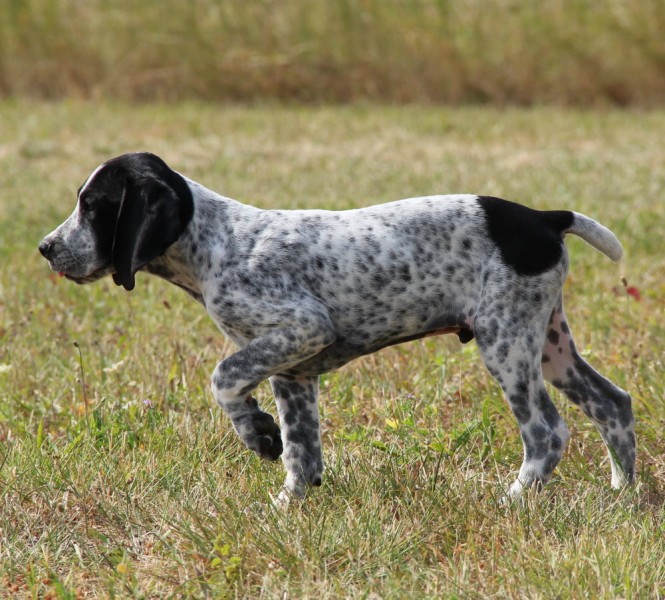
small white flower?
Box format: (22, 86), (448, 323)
(102, 359), (125, 373)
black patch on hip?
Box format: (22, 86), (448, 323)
(477, 196), (574, 276)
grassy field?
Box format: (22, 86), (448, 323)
(1, 0), (664, 106)
(0, 101), (664, 598)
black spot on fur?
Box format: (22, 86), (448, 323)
(477, 196), (574, 276)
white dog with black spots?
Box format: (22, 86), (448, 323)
(40, 153), (636, 505)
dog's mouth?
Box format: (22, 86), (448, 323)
(60, 271), (88, 284)
(52, 265), (113, 285)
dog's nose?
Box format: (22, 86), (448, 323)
(39, 239), (53, 259)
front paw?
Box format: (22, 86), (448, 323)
(243, 411), (283, 461)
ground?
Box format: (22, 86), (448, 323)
(0, 102), (663, 598)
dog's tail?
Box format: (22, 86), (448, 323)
(562, 212), (623, 262)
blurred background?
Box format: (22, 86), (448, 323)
(2, 0), (664, 107)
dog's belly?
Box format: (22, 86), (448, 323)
(283, 321), (474, 377)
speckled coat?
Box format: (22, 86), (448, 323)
(39, 153), (635, 504)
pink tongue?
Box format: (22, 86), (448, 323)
(58, 272), (65, 277)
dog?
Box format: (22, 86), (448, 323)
(39, 152), (635, 504)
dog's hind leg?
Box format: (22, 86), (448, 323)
(473, 270), (571, 498)
(541, 295), (636, 488)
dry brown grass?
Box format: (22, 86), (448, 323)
(1, 0), (665, 106)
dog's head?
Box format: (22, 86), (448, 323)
(39, 152), (194, 291)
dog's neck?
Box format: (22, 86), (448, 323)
(144, 181), (254, 306)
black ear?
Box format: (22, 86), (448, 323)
(111, 179), (187, 291)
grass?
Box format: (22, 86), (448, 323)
(1, 0), (664, 106)
(0, 101), (664, 598)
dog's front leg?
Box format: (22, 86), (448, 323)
(210, 321), (334, 466)
(270, 375), (323, 502)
